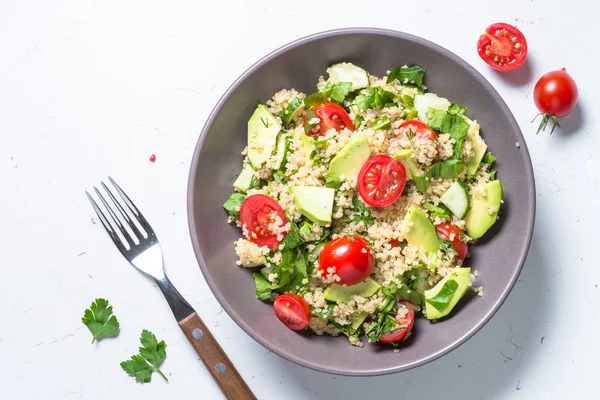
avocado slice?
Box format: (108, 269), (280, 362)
(465, 180), (503, 239)
(324, 277), (381, 303)
(327, 135), (370, 182)
(233, 163), (256, 193)
(424, 267), (471, 320)
(400, 206), (440, 254)
(290, 186), (335, 225)
(351, 311), (369, 332)
(393, 149), (420, 180)
(247, 105), (281, 168)
(464, 117), (488, 176)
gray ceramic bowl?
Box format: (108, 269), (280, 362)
(187, 28), (535, 376)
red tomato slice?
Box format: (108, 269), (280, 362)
(477, 23), (528, 72)
(435, 223), (468, 260)
(318, 235), (374, 286)
(304, 102), (353, 136)
(239, 194), (287, 248)
(398, 120), (438, 141)
(357, 155), (407, 208)
(273, 294), (311, 331)
(379, 300), (415, 343)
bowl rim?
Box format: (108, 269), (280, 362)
(187, 27), (536, 376)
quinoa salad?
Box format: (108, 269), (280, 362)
(223, 62), (503, 347)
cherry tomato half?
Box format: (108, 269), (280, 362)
(304, 102), (353, 136)
(273, 294), (311, 331)
(398, 120), (438, 141)
(357, 155), (407, 208)
(319, 235), (374, 286)
(239, 194), (287, 248)
(435, 223), (468, 261)
(379, 300), (415, 343)
(477, 23), (528, 71)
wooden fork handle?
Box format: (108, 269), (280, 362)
(178, 312), (256, 400)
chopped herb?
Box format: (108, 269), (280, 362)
(439, 239), (455, 260)
(120, 330), (168, 383)
(490, 170), (498, 180)
(304, 108), (319, 134)
(423, 202), (451, 220)
(413, 159), (465, 193)
(281, 221), (304, 250)
(366, 310), (407, 343)
(345, 197), (374, 226)
(354, 114), (364, 130)
(82, 298), (120, 343)
(330, 82), (353, 103)
(272, 250), (296, 291)
(371, 115), (391, 131)
(312, 302), (335, 319)
(400, 95), (414, 108)
(425, 279), (459, 310)
(249, 175), (261, 190)
(387, 66), (425, 86)
(222, 193), (246, 218)
(354, 87), (397, 111)
(299, 221), (312, 239)
(448, 102), (468, 116)
(325, 175), (343, 189)
(260, 116), (269, 128)
(406, 127), (416, 150)
(289, 251), (309, 295)
(304, 91), (330, 108)
(426, 108), (469, 158)
(272, 171), (284, 184)
(253, 272), (273, 300)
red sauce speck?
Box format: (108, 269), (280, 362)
(149, 154), (156, 163)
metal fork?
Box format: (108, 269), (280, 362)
(86, 177), (255, 400)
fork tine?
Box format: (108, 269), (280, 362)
(108, 177), (154, 235)
(86, 191), (128, 253)
(101, 181), (145, 239)
(93, 186), (136, 246)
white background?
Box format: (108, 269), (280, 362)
(1, 1), (598, 399)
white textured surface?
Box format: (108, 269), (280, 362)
(1, 1), (598, 399)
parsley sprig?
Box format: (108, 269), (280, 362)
(82, 298), (120, 343)
(120, 330), (168, 383)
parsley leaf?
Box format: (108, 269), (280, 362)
(387, 66), (425, 86)
(330, 82), (353, 103)
(354, 87), (397, 111)
(120, 330), (168, 383)
(253, 272), (273, 300)
(281, 221), (304, 250)
(81, 298), (120, 343)
(448, 102), (468, 116)
(425, 279), (459, 311)
(345, 197), (374, 226)
(371, 115), (391, 131)
(222, 193), (246, 218)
